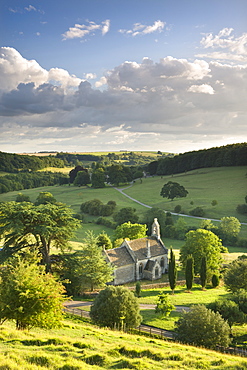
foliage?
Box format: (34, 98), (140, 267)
(211, 200), (218, 206)
(16, 192), (31, 202)
(174, 305), (231, 349)
(75, 231), (113, 291)
(155, 292), (175, 318)
(96, 216), (117, 229)
(200, 256), (207, 289)
(223, 256), (247, 292)
(185, 255), (194, 291)
(208, 300), (246, 328)
(34, 191), (57, 205)
(114, 222), (147, 241)
(174, 204), (182, 213)
(90, 286), (142, 329)
(107, 164), (132, 186)
(156, 143), (247, 176)
(168, 248), (177, 293)
(180, 229), (223, 275)
(73, 170), (91, 186)
(160, 181), (188, 201)
(113, 207), (139, 225)
(135, 281), (141, 297)
(91, 168), (105, 188)
(69, 166), (88, 183)
(174, 218), (188, 240)
(219, 216), (241, 243)
(0, 171), (68, 194)
(232, 289), (247, 314)
(0, 255), (66, 330)
(189, 207), (205, 217)
(0, 201), (80, 271)
(236, 203), (247, 214)
(211, 274), (220, 288)
(97, 231), (112, 250)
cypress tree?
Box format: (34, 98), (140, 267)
(168, 248), (177, 294)
(185, 255), (194, 291)
(200, 256), (207, 289)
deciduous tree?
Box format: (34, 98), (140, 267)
(90, 286), (142, 329)
(180, 229), (223, 275)
(160, 181), (188, 201)
(0, 201), (80, 272)
(0, 255), (66, 330)
(155, 292), (175, 318)
(223, 256), (247, 292)
(114, 222), (147, 241)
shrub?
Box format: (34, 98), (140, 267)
(90, 286), (142, 329)
(211, 200), (218, 206)
(174, 305), (231, 349)
(174, 204), (182, 213)
(212, 274), (220, 288)
(223, 257), (247, 292)
(236, 204), (247, 214)
(189, 207), (205, 217)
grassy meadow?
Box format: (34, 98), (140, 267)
(0, 316), (247, 370)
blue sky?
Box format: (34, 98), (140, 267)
(0, 0), (247, 153)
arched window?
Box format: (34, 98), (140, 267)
(155, 266), (159, 278)
(160, 257), (165, 268)
(139, 263), (143, 277)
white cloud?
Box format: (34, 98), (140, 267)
(199, 28), (247, 61)
(62, 20), (110, 40)
(119, 20), (165, 37)
(25, 5), (37, 12)
(85, 73), (97, 80)
(0, 48), (247, 153)
(188, 84), (215, 94)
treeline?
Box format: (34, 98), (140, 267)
(0, 172), (68, 194)
(147, 143), (247, 175)
(56, 152), (101, 165)
(0, 152), (65, 173)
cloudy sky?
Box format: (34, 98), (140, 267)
(1, 0), (247, 154)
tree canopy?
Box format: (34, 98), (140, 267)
(180, 229), (223, 275)
(174, 305), (231, 349)
(223, 256), (247, 292)
(0, 201), (80, 271)
(90, 286), (142, 329)
(160, 181), (188, 201)
(114, 222), (147, 241)
(0, 255), (66, 330)
(113, 207), (139, 225)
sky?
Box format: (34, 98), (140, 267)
(1, 0), (247, 154)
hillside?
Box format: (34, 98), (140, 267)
(0, 317), (246, 369)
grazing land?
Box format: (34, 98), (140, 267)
(0, 316), (246, 369)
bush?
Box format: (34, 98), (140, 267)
(174, 305), (231, 349)
(189, 207), (205, 217)
(96, 217), (117, 229)
(90, 286), (142, 329)
(223, 257), (247, 292)
(212, 274), (220, 288)
(236, 203), (247, 214)
(174, 204), (182, 213)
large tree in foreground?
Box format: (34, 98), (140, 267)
(0, 255), (66, 330)
(90, 286), (142, 329)
(0, 201), (80, 271)
(160, 181), (188, 201)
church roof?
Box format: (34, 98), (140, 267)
(105, 245), (135, 267)
(144, 259), (157, 272)
(127, 236), (167, 261)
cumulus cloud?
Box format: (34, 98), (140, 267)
(0, 47), (82, 91)
(62, 19), (110, 40)
(119, 20), (165, 36)
(0, 47), (247, 153)
(198, 28), (247, 61)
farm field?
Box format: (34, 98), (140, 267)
(0, 316), (246, 369)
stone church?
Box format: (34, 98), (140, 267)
(104, 218), (168, 285)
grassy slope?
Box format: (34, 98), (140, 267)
(0, 317), (246, 370)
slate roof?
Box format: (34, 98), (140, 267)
(127, 236), (167, 261)
(144, 259), (156, 272)
(105, 245), (135, 267)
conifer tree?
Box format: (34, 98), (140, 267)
(185, 255), (194, 291)
(200, 256), (207, 289)
(168, 248), (177, 294)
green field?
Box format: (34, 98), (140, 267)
(1, 166), (247, 242)
(0, 316), (246, 369)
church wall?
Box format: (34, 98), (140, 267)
(113, 264), (135, 285)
